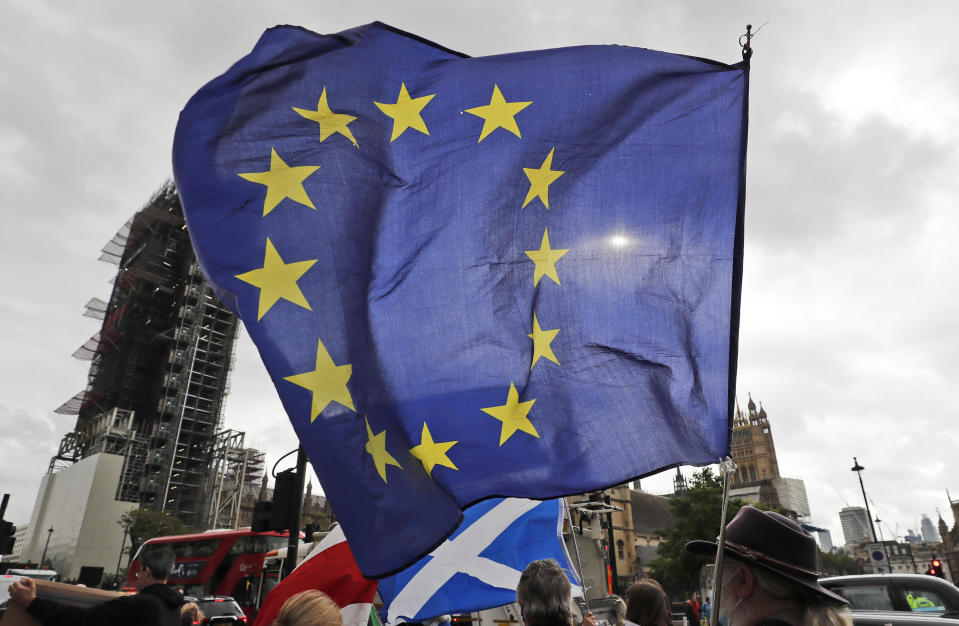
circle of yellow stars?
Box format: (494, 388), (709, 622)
(232, 81), (572, 483)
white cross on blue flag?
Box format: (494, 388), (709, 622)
(377, 498), (580, 623)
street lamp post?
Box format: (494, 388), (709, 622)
(906, 542), (919, 574)
(875, 516), (893, 574)
(851, 457), (878, 542)
(115, 528), (128, 581)
(40, 526), (54, 567)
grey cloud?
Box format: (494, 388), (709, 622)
(0, 405), (72, 524)
(747, 91), (954, 252)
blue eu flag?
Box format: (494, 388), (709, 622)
(173, 22), (749, 578)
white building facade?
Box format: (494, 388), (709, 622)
(23, 453), (137, 581)
(772, 477), (811, 517)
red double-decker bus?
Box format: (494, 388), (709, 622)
(124, 529), (291, 617)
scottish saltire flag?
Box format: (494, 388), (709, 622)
(378, 498), (579, 623)
(173, 22), (749, 577)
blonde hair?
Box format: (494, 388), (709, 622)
(274, 590), (343, 626)
(180, 602), (205, 625)
(744, 564), (852, 626)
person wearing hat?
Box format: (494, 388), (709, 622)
(686, 506), (851, 626)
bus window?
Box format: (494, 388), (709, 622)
(265, 536), (289, 553)
(183, 583), (208, 597)
(228, 536), (255, 555)
(229, 535), (289, 555)
(136, 538), (221, 560)
(175, 539), (221, 558)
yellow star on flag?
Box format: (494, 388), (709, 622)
(528, 313), (560, 369)
(293, 87), (359, 146)
(522, 147), (565, 209)
(525, 227), (569, 286)
(374, 83), (435, 142)
(481, 382), (539, 446)
(235, 238), (317, 321)
(284, 338), (354, 421)
(409, 423), (458, 477)
(238, 149), (320, 216)
(365, 418), (402, 483)
(464, 85), (532, 142)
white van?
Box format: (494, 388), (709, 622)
(5, 569), (58, 581)
(1, 570), (58, 615)
(1, 574), (19, 609)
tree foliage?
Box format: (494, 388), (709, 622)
(118, 507), (189, 563)
(648, 468), (746, 597)
(818, 548), (864, 576)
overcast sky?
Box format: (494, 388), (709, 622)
(2, 0), (958, 550)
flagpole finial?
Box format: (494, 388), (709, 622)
(719, 456), (737, 475)
(740, 22), (769, 61)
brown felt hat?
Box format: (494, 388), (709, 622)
(686, 506), (848, 605)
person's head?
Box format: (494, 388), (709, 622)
(516, 559), (573, 626)
(138, 547), (176, 589)
(717, 560), (852, 626)
(624, 579), (670, 626)
(181, 602), (205, 626)
(274, 590), (343, 626)
(686, 506), (851, 626)
(611, 596), (627, 626)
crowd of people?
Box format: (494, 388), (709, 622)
(5, 505), (851, 626)
(5, 546), (343, 626)
(513, 506), (850, 626)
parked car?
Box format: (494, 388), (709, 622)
(849, 611), (959, 626)
(184, 596), (249, 624)
(820, 574), (959, 618)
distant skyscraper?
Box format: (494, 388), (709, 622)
(772, 477), (811, 518)
(818, 529), (834, 552)
(840, 506), (872, 545)
(921, 514), (942, 542)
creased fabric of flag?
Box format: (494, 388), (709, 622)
(173, 22), (749, 577)
(253, 525), (377, 626)
(378, 498), (579, 623)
